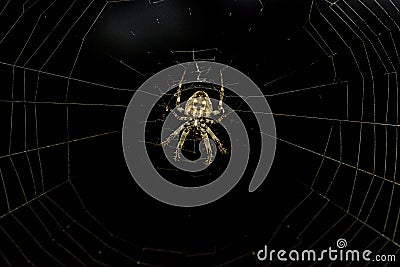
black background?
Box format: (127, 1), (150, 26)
(0, 0), (399, 266)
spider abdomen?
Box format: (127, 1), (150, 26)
(185, 91), (213, 118)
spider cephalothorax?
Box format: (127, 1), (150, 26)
(160, 78), (229, 165)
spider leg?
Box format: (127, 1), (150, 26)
(206, 109), (233, 125)
(175, 68), (187, 107)
(167, 68), (187, 120)
(218, 70), (225, 113)
(165, 106), (189, 120)
(210, 71), (226, 117)
(201, 131), (213, 165)
(176, 106), (185, 113)
(160, 122), (187, 147)
(216, 109), (233, 123)
(205, 126), (228, 154)
(174, 128), (190, 161)
(211, 109), (221, 116)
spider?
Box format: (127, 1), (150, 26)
(160, 72), (229, 165)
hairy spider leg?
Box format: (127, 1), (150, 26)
(205, 109), (232, 125)
(205, 125), (228, 154)
(174, 128), (190, 161)
(218, 70), (225, 112)
(201, 131), (213, 165)
(165, 105), (189, 120)
(160, 122), (188, 147)
(211, 70), (226, 116)
(175, 68), (187, 108)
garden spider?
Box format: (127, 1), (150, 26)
(160, 71), (229, 165)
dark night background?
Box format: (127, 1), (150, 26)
(0, 0), (399, 266)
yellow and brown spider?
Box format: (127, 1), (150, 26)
(160, 74), (229, 165)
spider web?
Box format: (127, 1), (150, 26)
(0, 0), (399, 266)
